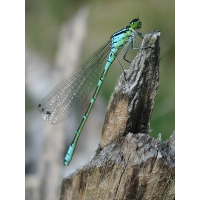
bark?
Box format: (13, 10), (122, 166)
(60, 31), (175, 200)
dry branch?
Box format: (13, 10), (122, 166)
(60, 31), (175, 200)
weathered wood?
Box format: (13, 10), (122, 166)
(60, 31), (175, 200)
(36, 8), (89, 200)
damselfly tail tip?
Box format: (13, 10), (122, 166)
(64, 160), (69, 166)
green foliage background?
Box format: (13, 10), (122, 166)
(26, 0), (175, 141)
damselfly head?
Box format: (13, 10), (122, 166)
(130, 18), (142, 29)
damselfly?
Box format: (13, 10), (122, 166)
(38, 18), (149, 166)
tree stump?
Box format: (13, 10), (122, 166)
(60, 31), (175, 200)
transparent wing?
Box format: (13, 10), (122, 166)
(38, 40), (111, 124)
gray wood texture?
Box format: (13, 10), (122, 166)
(60, 31), (175, 200)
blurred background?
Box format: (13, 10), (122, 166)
(25, 0), (174, 200)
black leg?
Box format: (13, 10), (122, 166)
(135, 30), (143, 39)
(123, 41), (132, 64)
(116, 57), (127, 80)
